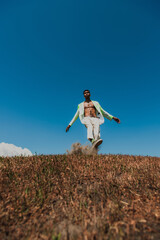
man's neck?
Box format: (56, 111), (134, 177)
(84, 98), (91, 102)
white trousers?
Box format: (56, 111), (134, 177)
(83, 117), (100, 140)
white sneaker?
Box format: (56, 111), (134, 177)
(92, 139), (103, 148)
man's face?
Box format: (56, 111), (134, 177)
(84, 91), (90, 98)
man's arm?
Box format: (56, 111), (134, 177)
(99, 104), (120, 123)
(66, 108), (79, 132)
(99, 105), (114, 121)
(112, 116), (120, 123)
(66, 125), (71, 132)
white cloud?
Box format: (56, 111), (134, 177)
(0, 142), (33, 157)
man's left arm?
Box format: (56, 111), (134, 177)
(100, 105), (120, 123)
(112, 116), (120, 123)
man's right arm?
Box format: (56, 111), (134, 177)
(66, 125), (71, 132)
(66, 108), (79, 132)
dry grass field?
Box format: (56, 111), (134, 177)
(0, 153), (160, 239)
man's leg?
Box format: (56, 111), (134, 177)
(83, 117), (94, 141)
(89, 118), (103, 148)
(92, 118), (100, 141)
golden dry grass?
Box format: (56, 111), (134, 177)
(0, 154), (160, 239)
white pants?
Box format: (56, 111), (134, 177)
(83, 117), (100, 140)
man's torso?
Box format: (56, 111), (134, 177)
(84, 101), (97, 118)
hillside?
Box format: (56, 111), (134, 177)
(0, 154), (160, 240)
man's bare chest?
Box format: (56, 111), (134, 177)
(84, 101), (95, 109)
(83, 101), (97, 117)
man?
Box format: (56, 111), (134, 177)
(66, 90), (120, 148)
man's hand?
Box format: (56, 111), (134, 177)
(113, 117), (120, 123)
(66, 125), (71, 132)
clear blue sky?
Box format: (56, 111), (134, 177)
(0, 0), (160, 156)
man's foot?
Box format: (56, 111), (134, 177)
(92, 139), (103, 148)
(91, 139), (96, 144)
(89, 138), (96, 144)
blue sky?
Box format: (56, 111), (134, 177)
(0, 0), (160, 156)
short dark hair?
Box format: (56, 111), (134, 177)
(83, 89), (90, 94)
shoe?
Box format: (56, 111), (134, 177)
(91, 139), (96, 144)
(92, 139), (103, 148)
